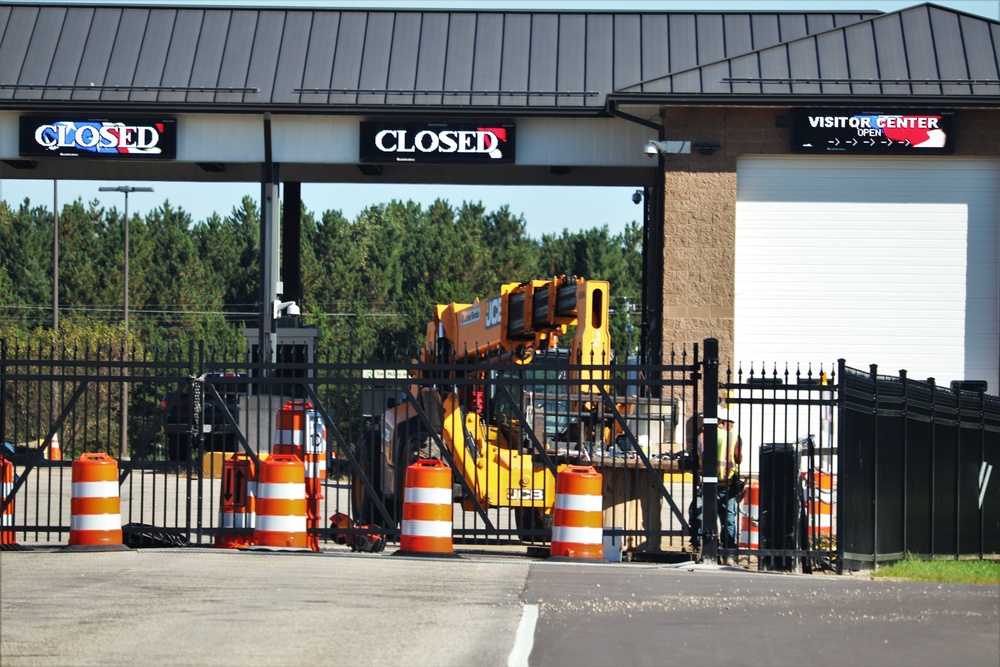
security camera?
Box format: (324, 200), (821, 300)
(644, 139), (692, 156)
(272, 299), (300, 319)
(631, 190), (642, 205)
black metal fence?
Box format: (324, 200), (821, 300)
(837, 363), (1000, 569)
(716, 353), (839, 572)
(0, 338), (702, 559)
(2, 337), (997, 571)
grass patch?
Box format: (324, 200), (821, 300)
(873, 558), (1000, 585)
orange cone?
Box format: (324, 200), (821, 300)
(68, 453), (125, 549)
(1, 455), (15, 546)
(397, 459), (457, 557)
(49, 432), (62, 461)
(739, 481), (759, 549)
(216, 454), (257, 548)
(550, 465), (604, 560)
(253, 454), (310, 550)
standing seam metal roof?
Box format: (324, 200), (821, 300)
(612, 3), (1000, 103)
(0, 4), (886, 112)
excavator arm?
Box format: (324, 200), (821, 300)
(425, 275), (610, 373)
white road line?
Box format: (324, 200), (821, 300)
(507, 604), (539, 667)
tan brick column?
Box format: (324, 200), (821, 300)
(656, 116), (738, 371)
(660, 164), (736, 370)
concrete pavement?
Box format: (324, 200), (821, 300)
(1, 549), (997, 667)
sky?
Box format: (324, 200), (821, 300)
(1, 0), (996, 238)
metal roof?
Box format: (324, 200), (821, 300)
(0, 4), (881, 113)
(0, 3), (994, 113)
(612, 3), (1000, 105)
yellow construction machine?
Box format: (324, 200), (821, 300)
(352, 276), (617, 539)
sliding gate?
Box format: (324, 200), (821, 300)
(0, 338), (702, 559)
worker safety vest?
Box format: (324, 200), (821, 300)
(699, 428), (741, 481)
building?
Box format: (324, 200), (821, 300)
(1, 2), (997, 388)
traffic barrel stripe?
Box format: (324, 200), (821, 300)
(404, 486), (453, 505)
(69, 514), (123, 532)
(257, 483), (306, 500)
(72, 481), (119, 498)
(256, 514), (308, 534)
(555, 493), (603, 512)
(273, 428), (306, 446)
(400, 518), (454, 538)
(71, 496), (121, 515)
(220, 512), (255, 529)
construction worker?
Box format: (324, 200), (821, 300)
(698, 406), (743, 564)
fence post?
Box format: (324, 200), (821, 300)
(900, 369), (908, 558)
(977, 388), (986, 559)
(702, 338), (720, 564)
(836, 359), (846, 573)
(870, 363), (879, 568)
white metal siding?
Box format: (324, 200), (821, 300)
(735, 156), (999, 390)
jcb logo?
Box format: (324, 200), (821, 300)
(507, 489), (544, 501)
(485, 296), (502, 328)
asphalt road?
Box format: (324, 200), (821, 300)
(1, 549), (997, 667)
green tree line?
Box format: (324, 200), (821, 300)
(0, 194), (643, 358)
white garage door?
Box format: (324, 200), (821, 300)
(735, 156), (999, 391)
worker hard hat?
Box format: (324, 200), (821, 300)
(716, 407), (735, 423)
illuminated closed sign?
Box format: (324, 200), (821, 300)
(360, 121), (515, 163)
(790, 110), (954, 154)
(19, 116), (177, 158)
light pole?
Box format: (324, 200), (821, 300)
(99, 185), (153, 460)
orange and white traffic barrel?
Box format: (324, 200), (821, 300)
(550, 465), (604, 560)
(739, 481), (760, 549)
(68, 453), (123, 548)
(48, 432), (62, 461)
(253, 454), (310, 551)
(273, 401), (327, 551)
(216, 454), (257, 548)
(802, 469), (833, 542)
(398, 459), (456, 556)
(1, 455), (15, 546)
